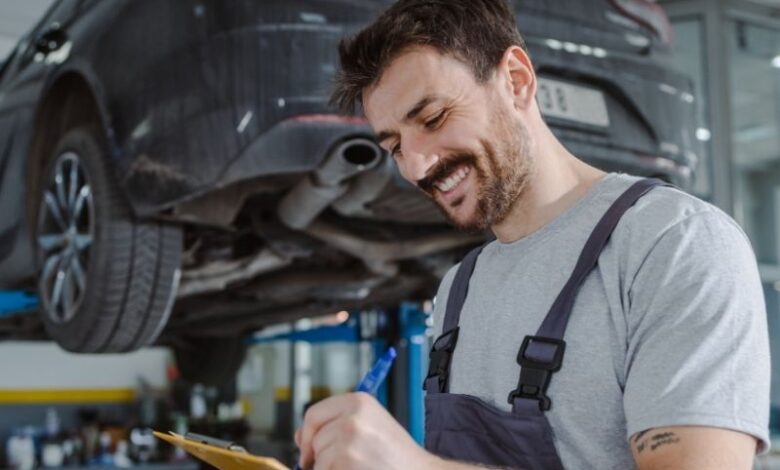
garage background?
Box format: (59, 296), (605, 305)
(1, 0), (780, 468)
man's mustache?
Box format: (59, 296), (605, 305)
(417, 154), (476, 195)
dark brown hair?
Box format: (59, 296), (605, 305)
(331, 0), (527, 114)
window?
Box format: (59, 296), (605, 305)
(668, 17), (713, 199)
(729, 19), (780, 266)
(728, 16), (780, 436)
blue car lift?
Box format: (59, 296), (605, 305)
(396, 302), (429, 445)
(0, 291), (39, 317)
(250, 304), (430, 445)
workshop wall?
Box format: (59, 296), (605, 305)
(0, 341), (170, 459)
(0, 342), (168, 390)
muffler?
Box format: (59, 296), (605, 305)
(278, 138), (383, 230)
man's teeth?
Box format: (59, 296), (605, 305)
(435, 167), (470, 192)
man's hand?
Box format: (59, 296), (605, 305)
(294, 392), (437, 470)
(630, 426), (757, 470)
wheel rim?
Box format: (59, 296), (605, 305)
(37, 151), (94, 324)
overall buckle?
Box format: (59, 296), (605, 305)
(507, 335), (566, 411)
(423, 327), (460, 392)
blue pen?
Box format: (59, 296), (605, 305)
(355, 346), (397, 395)
(294, 347), (397, 470)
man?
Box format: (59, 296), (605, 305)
(294, 0), (770, 468)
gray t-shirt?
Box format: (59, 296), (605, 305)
(431, 172), (770, 469)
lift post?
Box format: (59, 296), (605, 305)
(391, 302), (429, 445)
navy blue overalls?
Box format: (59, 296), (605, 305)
(424, 178), (667, 469)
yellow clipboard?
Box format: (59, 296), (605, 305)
(153, 431), (289, 470)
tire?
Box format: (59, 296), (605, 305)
(35, 126), (182, 353)
(173, 337), (248, 386)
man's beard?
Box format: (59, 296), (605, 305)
(417, 112), (533, 232)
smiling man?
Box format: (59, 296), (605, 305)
(368, 48), (536, 234)
(294, 0), (770, 469)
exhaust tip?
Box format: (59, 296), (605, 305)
(338, 138), (382, 168)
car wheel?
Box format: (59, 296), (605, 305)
(173, 337), (248, 386)
(35, 126), (182, 352)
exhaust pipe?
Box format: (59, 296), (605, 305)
(278, 138), (383, 230)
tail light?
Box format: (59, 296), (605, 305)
(609, 0), (674, 45)
(291, 114), (369, 125)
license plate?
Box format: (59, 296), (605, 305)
(537, 78), (610, 128)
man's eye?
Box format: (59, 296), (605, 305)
(391, 144), (402, 158)
(424, 111), (446, 130)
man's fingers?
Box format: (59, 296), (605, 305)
(302, 419), (341, 470)
(312, 443), (338, 470)
(298, 395), (360, 468)
(311, 417), (345, 458)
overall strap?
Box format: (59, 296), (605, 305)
(424, 243), (487, 393)
(510, 178), (670, 412)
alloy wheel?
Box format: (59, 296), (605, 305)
(37, 151), (94, 324)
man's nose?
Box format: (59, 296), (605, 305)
(401, 137), (440, 184)
(403, 152), (441, 184)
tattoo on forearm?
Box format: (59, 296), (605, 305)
(649, 432), (680, 451)
(633, 430), (650, 443)
(635, 431), (681, 454)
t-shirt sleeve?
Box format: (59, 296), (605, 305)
(623, 209), (771, 452)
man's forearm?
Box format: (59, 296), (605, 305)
(631, 426), (756, 470)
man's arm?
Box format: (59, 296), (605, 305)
(295, 392), (516, 470)
(630, 426), (757, 470)
(439, 425), (759, 470)
(622, 209), (770, 464)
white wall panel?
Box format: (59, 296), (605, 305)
(0, 342), (169, 389)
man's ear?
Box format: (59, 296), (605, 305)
(498, 46), (536, 110)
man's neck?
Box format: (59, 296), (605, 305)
(491, 141), (606, 244)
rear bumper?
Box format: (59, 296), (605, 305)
(112, 22), (367, 217)
(123, 115), (374, 216)
(522, 14), (701, 187)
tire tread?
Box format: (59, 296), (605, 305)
(38, 127), (182, 353)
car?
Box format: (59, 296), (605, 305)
(519, 0), (699, 183)
(0, 0), (698, 385)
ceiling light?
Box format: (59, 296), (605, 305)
(772, 55), (780, 69)
(696, 128), (711, 142)
(545, 39), (563, 50)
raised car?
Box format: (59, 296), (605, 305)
(0, 0), (698, 384)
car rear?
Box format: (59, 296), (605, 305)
(517, 0), (700, 188)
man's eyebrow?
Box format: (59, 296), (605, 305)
(404, 94), (442, 122)
(375, 129), (398, 145)
(375, 94), (444, 145)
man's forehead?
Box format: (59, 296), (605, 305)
(363, 48), (473, 125)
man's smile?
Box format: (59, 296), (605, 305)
(434, 164), (475, 208)
(434, 164), (470, 193)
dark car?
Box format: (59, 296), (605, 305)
(0, 0), (697, 384)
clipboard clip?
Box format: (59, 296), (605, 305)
(183, 432), (248, 453)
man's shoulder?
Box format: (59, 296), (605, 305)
(611, 174), (742, 244)
(607, 175), (755, 290)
